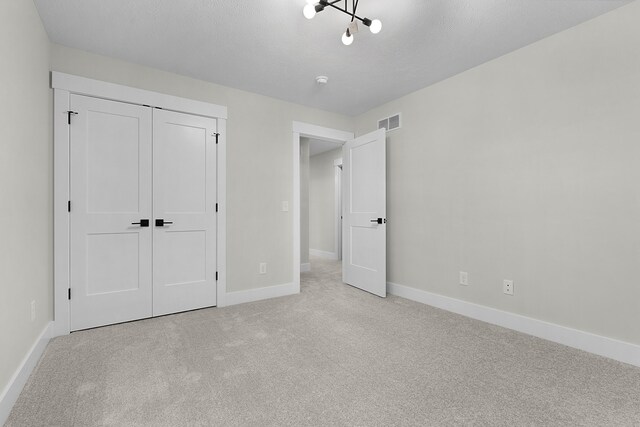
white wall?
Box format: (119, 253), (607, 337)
(309, 148), (342, 254)
(355, 1), (640, 345)
(300, 138), (310, 265)
(50, 44), (353, 292)
(0, 0), (52, 399)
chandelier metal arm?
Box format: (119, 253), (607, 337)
(304, 0), (381, 44)
(319, 0), (369, 26)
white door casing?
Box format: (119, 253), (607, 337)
(342, 129), (387, 297)
(334, 160), (343, 261)
(152, 109), (217, 315)
(70, 95), (153, 330)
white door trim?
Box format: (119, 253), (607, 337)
(292, 122), (353, 292)
(53, 89), (71, 337)
(334, 158), (343, 261)
(52, 72), (227, 119)
(53, 73), (228, 336)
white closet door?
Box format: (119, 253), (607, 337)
(152, 109), (217, 316)
(70, 95), (153, 331)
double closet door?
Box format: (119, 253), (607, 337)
(70, 95), (217, 331)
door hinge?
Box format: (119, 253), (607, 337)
(215, 271), (218, 281)
(215, 203), (218, 212)
(68, 201), (71, 212)
(214, 133), (220, 144)
(68, 288), (71, 300)
(66, 111), (78, 125)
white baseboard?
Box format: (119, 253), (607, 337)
(0, 321), (53, 425)
(225, 282), (298, 307)
(309, 249), (337, 260)
(300, 263), (311, 272)
(387, 282), (640, 368)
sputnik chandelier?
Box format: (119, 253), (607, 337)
(303, 0), (382, 46)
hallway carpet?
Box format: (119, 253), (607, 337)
(7, 258), (640, 426)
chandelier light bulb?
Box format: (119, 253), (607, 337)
(369, 19), (382, 34)
(303, 3), (316, 19)
(342, 30), (354, 46)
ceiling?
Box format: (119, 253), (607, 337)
(308, 138), (343, 157)
(34, 0), (630, 116)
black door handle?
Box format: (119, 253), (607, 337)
(155, 219), (174, 227)
(370, 218), (384, 224)
(131, 219), (149, 227)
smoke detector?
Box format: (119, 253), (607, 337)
(316, 75), (329, 85)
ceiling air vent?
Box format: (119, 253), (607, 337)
(378, 113), (401, 132)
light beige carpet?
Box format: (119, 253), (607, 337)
(6, 257), (640, 426)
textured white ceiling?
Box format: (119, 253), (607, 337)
(34, 0), (630, 116)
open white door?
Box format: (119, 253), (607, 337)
(342, 129), (386, 297)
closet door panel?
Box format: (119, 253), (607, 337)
(70, 95), (153, 331)
(161, 124), (207, 213)
(153, 109), (217, 316)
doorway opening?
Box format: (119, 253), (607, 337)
(302, 138), (343, 273)
(292, 122), (353, 292)
(293, 123), (387, 297)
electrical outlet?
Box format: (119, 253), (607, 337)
(503, 280), (514, 295)
(282, 201), (289, 212)
(459, 271), (468, 286)
(30, 300), (36, 322)
(259, 263), (267, 274)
